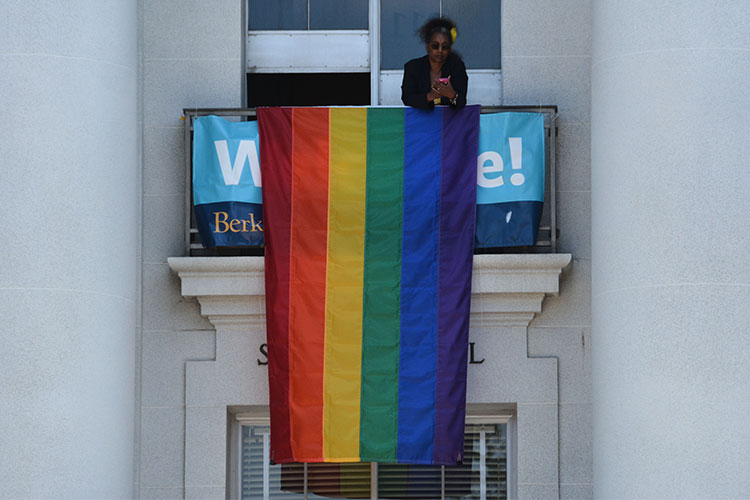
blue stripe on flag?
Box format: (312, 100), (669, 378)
(397, 108), (442, 463)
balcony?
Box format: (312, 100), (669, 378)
(182, 105), (558, 256)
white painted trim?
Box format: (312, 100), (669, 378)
(230, 418), (242, 500)
(507, 414), (517, 500)
(466, 414), (513, 425)
(262, 432), (270, 500)
(236, 412), (514, 425)
(480, 428), (487, 500)
(247, 31), (369, 73)
(248, 30), (368, 35)
(369, 0), (380, 104)
(235, 414), (270, 425)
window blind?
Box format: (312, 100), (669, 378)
(240, 423), (507, 500)
(377, 424), (507, 500)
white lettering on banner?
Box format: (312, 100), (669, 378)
(214, 140), (262, 187)
(509, 137), (524, 186)
(477, 138), (524, 188)
(477, 151), (504, 188)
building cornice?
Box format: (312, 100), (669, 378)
(168, 254), (571, 328)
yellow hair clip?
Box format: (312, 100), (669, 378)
(450, 26), (457, 43)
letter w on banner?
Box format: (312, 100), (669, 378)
(192, 115), (264, 247)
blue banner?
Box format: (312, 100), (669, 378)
(192, 112), (545, 249)
(193, 115), (264, 247)
(475, 112), (545, 247)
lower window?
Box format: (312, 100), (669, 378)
(232, 414), (511, 500)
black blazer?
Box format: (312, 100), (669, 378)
(401, 53), (468, 109)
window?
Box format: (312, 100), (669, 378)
(231, 414), (512, 499)
(380, 0), (501, 70)
(246, 73), (371, 107)
(248, 0), (369, 30)
(245, 0), (502, 105)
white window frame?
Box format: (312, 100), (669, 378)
(244, 0), (502, 106)
(246, 30), (370, 74)
(230, 411), (514, 500)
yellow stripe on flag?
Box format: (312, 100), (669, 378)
(323, 108), (368, 461)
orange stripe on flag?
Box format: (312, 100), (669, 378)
(289, 107), (330, 460)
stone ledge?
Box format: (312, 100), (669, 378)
(168, 254), (571, 328)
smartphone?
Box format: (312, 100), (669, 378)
(438, 77), (450, 84)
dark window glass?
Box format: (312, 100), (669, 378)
(380, 0), (439, 70)
(248, 0), (307, 30)
(443, 0), (501, 69)
(310, 0), (369, 29)
(381, 0), (501, 70)
(247, 73), (371, 107)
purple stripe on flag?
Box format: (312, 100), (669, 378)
(433, 105), (480, 465)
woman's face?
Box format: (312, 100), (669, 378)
(426, 32), (451, 65)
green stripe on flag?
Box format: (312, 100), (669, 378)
(359, 108), (404, 461)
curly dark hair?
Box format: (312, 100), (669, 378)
(417, 16), (456, 44)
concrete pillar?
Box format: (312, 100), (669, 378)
(0, 2), (137, 497)
(592, 1), (750, 498)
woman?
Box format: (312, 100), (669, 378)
(401, 17), (468, 109)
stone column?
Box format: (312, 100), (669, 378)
(0, 2), (138, 497)
(591, 2), (750, 497)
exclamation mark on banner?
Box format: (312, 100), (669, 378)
(509, 137), (524, 186)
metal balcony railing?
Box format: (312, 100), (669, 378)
(183, 106), (558, 256)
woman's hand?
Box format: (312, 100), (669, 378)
(427, 87), (442, 102)
(432, 76), (457, 100)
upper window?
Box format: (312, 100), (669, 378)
(248, 0), (369, 30)
(245, 0), (503, 105)
(380, 0), (501, 70)
(233, 416), (511, 499)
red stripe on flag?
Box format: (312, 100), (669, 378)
(258, 107), (294, 462)
(289, 107), (330, 460)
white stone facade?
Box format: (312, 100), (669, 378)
(591, 2), (750, 498)
(4, 1), (747, 499)
(1, 1), (138, 497)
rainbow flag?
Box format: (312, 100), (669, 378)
(258, 105), (479, 465)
